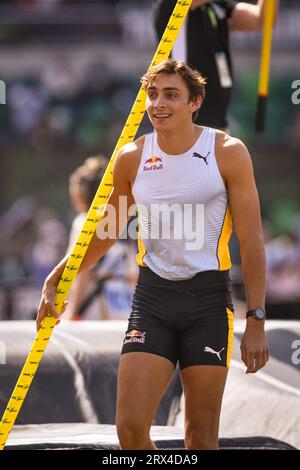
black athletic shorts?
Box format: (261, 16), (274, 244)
(121, 267), (234, 369)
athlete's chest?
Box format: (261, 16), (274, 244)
(132, 152), (224, 206)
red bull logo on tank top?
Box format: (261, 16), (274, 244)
(143, 156), (164, 172)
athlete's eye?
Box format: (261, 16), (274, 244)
(167, 93), (178, 99)
(148, 92), (156, 99)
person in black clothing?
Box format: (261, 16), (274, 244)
(154, 0), (279, 130)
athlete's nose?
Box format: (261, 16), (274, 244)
(153, 94), (167, 109)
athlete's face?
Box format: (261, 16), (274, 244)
(146, 73), (201, 132)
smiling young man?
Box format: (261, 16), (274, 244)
(36, 59), (269, 450)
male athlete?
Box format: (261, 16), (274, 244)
(36, 59), (269, 450)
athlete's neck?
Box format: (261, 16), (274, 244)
(156, 125), (203, 155)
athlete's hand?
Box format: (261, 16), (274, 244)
(240, 321), (269, 373)
(36, 280), (68, 332)
(36, 256), (70, 331)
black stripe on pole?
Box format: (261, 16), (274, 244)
(255, 95), (267, 133)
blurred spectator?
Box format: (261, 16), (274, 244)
(0, 198), (67, 319)
(265, 226), (300, 301)
(9, 82), (50, 135)
(28, 207), (68, 287)
(0, 197), (66, 287)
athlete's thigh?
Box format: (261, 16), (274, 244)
(181, 365), (228, 430)
(116, 352), (175, 429)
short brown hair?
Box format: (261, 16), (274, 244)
(69, 156), (107, 208)
(141, 59), (206, 103)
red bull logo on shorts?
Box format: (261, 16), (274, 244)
(124, 329), (146, 344)
(143, 156), (163, 172)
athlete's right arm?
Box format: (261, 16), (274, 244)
(36, 145), (137, 330)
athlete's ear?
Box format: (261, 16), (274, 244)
(191, 96), (202, 113)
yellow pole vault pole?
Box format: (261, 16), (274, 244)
(0, 0), (192, 450)
(255, 0), (276, 132)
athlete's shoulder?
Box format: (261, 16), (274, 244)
(117, 134), (146, 160)
(215, 130), (251, 163)
(113, 134), (147, 183)
(215, 130), (253, 182)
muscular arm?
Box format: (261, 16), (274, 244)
(220, 137), (266, 311)
(217, 134), (268, 373)
(36, 144), (138, 329)
(78, 150), (136, 272)
(229, 0), (279, 32)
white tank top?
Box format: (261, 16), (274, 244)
(132, 127), (232, 280)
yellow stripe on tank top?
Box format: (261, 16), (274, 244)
(226, 307), (234, 367)
(217, 205), (232, 270)
(136, 221), (147, 267)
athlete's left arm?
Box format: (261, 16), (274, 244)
(228, 0), (279, 32)
(217, 135), (269, 373)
